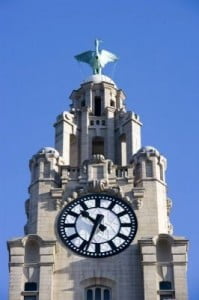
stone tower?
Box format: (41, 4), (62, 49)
(8, 44), (188, 300)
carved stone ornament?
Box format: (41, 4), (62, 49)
(132, 187), (144, 210)
(87, 179), (108, 193)
(91, 154), (105, 163)
(133, 198), (143, 209)
(168, 219), (173, 234)
(167, 197), (172, 215)
(50, 188), (64, 210)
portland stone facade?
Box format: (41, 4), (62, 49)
(8, 43), (188, 300)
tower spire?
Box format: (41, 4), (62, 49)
(75, 39), (118, 75)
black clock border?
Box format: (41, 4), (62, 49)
(57, 193), (138, 258)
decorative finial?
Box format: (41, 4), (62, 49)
(75, 39), (118, 75)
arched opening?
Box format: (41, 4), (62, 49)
(159, 164), (164, 181)
(145, 160), (153, 177)
(157, 239), (172, 262)
(86, 286), (111, 300)
(94, 96), (101, 116)
(70, 134), (78, 166)
(110, 100), (115, 107)
(119, 134), (127, 166)
(92, 137), (104, 156)
(134, 163), (142, 182)
(25, 240), (39, 264)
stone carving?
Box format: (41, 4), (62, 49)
(167, 197), (172, 215)
(91, 154), (105, 163)
(87, 179), (108, 193)
(132, 187), (145, 210)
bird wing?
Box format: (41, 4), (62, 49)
(74, 50), (95, 67)
(99, 49), (119, 68)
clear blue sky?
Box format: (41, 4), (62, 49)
(0, 0), (198, 299)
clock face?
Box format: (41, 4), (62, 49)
(57, 194), (137, 258)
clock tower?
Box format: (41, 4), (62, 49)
(8, 41), (188, 300)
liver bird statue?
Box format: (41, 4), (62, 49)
(75, 39), (118, 75)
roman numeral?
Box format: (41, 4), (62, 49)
(68, 211), (78, 218)
(117, 233), (128, 240)
(108, 201), (115, 210)
(80, 202), (88, 210)
(79, 240), (88, 251)
(95, 243), (100, 253)
(64, 223), (75, 228)
(120, 223), (131, 227)
(68, 233), (79, 240)
(95, 199), (100, 207)
(117, 211), (127, 218)
(108, 240), (117, 250)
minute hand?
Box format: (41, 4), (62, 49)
(85, 214), (104, 251)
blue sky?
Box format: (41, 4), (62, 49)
(0, 0), (199, 298)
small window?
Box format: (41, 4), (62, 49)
(159, 281), (172, 290)
(160, 295), (174, 300)
(145, 160), (153, 177)
(86, 286), (111, 300)
(160, 164), (164, 180)
(96, 120), (100, 125)
(94, 96), (101, 116)
(92, 137), (104, 155)
(90, 120), (94, 126)
(24, 282), (37, 291)
(102, 120), (106, 126)
(24, 296), (37, 300)
(81, 100), (86, 107)
(110, 100), (115, 107)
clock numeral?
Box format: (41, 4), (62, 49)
(121, 223), (131, 227)
(80, 202), (88, 210)
(108, 240), (117, 251)
(117, 233), (128, 240)
(95, 199), (100, 207)
(79, 240), (88, 251)
(95, 243), (100, 253)
(68, 211), (79, 218)
(117, 211), (127, 218)
(108, 201), (115, 210)
(64, 223), (75, 228)
(68, 233), (79, 240)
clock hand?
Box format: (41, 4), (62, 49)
(80, 210), (106, 231)
(85, 214), (104, 251)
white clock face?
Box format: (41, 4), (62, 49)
(57, 194), (137, 257)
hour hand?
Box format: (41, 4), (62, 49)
(80, 210), (106, 231)
(85, 214), (104, 250)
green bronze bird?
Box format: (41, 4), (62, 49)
(75, 39), (118, 75)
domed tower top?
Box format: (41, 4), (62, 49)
(54, 41), (142, 166)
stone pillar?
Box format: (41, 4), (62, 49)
(54, 112), (76, 165)
(38, 241), (56, 300)
(139, 238), (158, 300)
(106, 107), (115, 161)
(125, 113), (142, 163)
(81, 107), (89, 163)
(172, 240), (188, 300)
(7, 239), (24, 300)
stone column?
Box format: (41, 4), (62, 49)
(139, 238), (158, 300)
(81, 107), (89, 163)
(7, 239), (25, 300)
(125, 114), (142, 163)
(172, 239), (188, 300)
(106, 107), (115, 162)
(39, 241), (56, 300)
